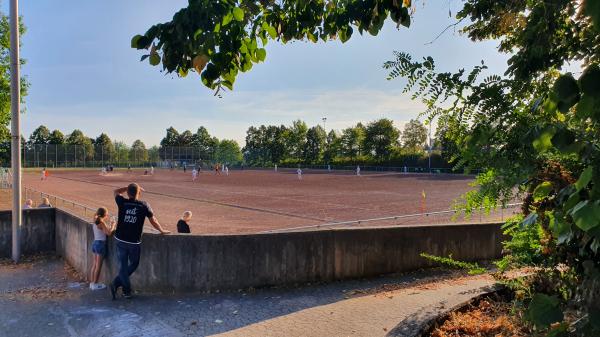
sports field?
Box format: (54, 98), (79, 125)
(16, 168), (501, 234)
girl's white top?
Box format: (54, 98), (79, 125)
(93, 222), (107, 241)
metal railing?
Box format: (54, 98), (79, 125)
(23, 187), (159, 233)
(261, 202), (523, 233)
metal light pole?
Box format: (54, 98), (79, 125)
(10, 0), (21, 263)
(322, 117), (327, 131)
(428, 122), (432, 173)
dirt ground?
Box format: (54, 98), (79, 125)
(2, 168), (512, 234)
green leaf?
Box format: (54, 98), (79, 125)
(563, 192), (580, 212)
(131, 35), (142, 48)
(551, 128), (577, 153)
(550, 213), (571, 244)
(533, 128), (555, 153)
(579, 64), (600, 96)
(222, 12), (233, 26)
(571, 201), (600, 231)
(149, 53), (161, 66)
(178, 67), (188, 78)
(256, 48), (266, 62)
(526, 294), (563, 329)
(553, 74), (580, 112)
(521, 213), (538, 228)
(266, 25), (277, 39)
(533, 181), (553, 201)
(233, 7), (244, 22)
(576, 94), (595, 119)
(584, 0), (600, 31)
(400, 9), (411, 28)
(575, 166), (593, 191)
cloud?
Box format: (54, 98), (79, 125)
(22, 88), (428, 146)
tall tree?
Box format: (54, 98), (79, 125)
(341, 124), (366, 158)
(381, 1), (600, 333)
(66, 130), (94, 160)
(287, 120), (308, 159)
(303, 125), (326, 163)
(48, 130), (65, 144)
(215, 139), (242, 164)
(178, 130), (194, 146)
(160, 127), (180, 147)
(95, 133), (116, 160)
(0, 9), (29, 142)
(192, 126), (218, 158)
(130, 139), (149, 162)
(363, 118), (399, 158)
(114, 141), (130, 165)
(29, 125), (50, 144)
(323, 130), (342, 163)
(401, 119), (427, 151)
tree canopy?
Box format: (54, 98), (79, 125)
(131, 0), (412, 92)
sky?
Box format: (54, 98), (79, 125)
(12, 0), (510, 146)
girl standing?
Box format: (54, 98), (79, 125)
(89, 207), (115, 290)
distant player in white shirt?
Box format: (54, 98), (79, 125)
(192, 168), (198, 182)
(224, 166), (229, 176)
(41, 168), (46, 180)
(100, 167), (107, 175)
(150, 166), (154, 175)
(274, 164), (278, 172)
(297, 168), (303, 180)
(356, 165), (361, 176)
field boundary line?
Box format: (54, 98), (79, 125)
(51, 175), (328, 223)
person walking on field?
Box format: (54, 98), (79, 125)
(297, 168), (303, 180)
(110, 183), (170, 299)
(192, 168), (198, 182)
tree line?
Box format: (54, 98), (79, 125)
(17, 119), (454, 168)
(18, 125), (243, 166)
(244, 118), (455, 168)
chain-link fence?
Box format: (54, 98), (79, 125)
(14, 144), (215, 168)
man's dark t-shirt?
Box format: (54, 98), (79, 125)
(114, 195), (154, 244)
(177, 220), (190, 233)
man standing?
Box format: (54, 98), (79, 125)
(110, 183), (170, 299)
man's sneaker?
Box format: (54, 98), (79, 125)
(109, 282), (117, 300)
(89, 283), (96, 290)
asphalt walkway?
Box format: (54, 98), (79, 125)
(0, 255), (495, 337)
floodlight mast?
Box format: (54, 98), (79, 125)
(10, 0), (21, 263)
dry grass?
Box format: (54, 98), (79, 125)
(430, 297), (530, 337)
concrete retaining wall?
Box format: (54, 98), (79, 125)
(0, 208), (56, 258)
(2, 209), (504, 292)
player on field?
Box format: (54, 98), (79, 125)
(224, 165), (229, 176)
(297, 168), (303, 180)
(150, 166), (154, 175)
(192, 168), (198, 182)
(41, 168), (46, 181)
(356, 165), (361, 176)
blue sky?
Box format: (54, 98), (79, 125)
(14, 0), (509, 146)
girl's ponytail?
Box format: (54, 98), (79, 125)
(94, 207), (108, 225)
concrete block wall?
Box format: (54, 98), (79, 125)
(0, 208), (55, 258)
(1, 209), (504, 292)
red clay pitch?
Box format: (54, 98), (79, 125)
(21, 168), (475, 234)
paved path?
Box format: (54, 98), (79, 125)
(0, 255), (495, 337)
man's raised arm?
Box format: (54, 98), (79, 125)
(114, 187), (128, 198)
(149, 216), (170, 235)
